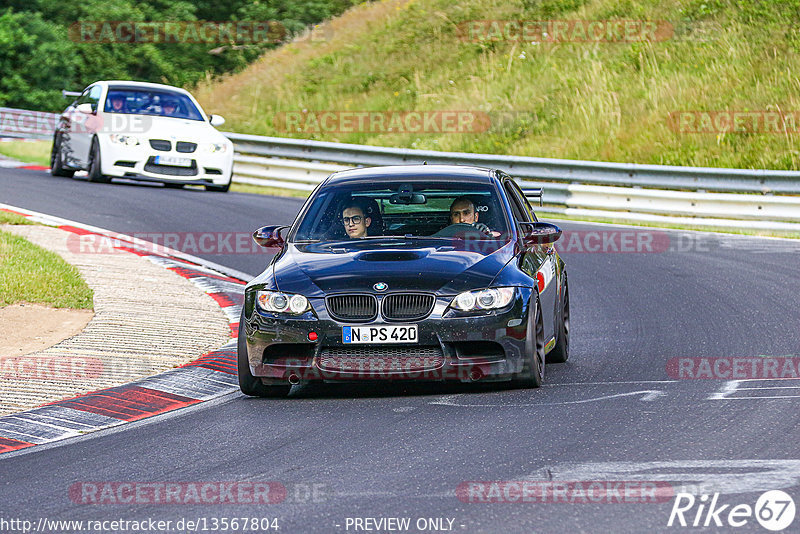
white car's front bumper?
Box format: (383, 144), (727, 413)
(98, 137), (233, 186)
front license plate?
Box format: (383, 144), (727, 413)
(343, 325), (418, 344)
(154, 155), (192, 167)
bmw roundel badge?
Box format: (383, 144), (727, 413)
(373, 282), (388, 291)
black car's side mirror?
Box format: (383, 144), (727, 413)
(253, 225), (289, 248)
(519, 222), (562, 246)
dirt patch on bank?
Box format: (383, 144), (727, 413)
(0, 303), (93, 357)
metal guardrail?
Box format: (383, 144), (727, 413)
(226, 132), (800, 195)
(3, 106), (799, 232)
(0, 108), (58, 140)
(225, 132), (800, 232)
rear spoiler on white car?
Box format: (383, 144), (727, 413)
(522, 187), (543, 207)
(62, 90), (82, 98)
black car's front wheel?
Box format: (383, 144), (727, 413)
(237, 309), (291, 398)
(514, 295), (545, 388)
(548, 274), (570, 363)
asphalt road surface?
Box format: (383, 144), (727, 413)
(2, 168), (800, 533)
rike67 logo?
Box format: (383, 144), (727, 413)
(668, 490), (796, 531)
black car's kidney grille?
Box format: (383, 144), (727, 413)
(144, 157), (198, 176)
(176, 141), (197, 153)
(149, 139), (171, 151)
(326, 295), (377, 322)
(318, 346), (444, 373)
(381, 293), (435, 321)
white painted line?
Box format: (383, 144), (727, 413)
(708, 379), (800, 400)
(528, 460), (800, 496)
(719, 395), (800, 399)
(543, 380), (677, 387)
(431, 390), (666, 407)
(736, 385), (800, 390)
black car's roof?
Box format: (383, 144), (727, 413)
(322, 165), (500, 186)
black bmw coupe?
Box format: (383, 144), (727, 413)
(239, 165), (569, 397)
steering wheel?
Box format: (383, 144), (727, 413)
(431, 222), (487, 238)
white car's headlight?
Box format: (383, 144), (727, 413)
(109, 134), (140, 146)
(206, 143), (228, 153)
(257, 291), (310, 314)
(450, 287), (515, 312)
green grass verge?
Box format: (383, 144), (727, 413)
(230, 182), (311, 198)
(0, 229), (93, 309)
(0, 211), (35, 225)
(540, 211), (800, 239)
(0, 140), (51, 167)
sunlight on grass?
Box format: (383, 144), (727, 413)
(0, 140), (51, 167)
(195, 0), (800, 170)
(0, 230), (93, 309)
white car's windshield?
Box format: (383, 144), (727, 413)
(104, 88), (204, 121)
(293, 181), (510, 242)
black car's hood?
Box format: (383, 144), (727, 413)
(272, 238), (516, 296)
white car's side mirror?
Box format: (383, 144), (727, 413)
(209, 115), (225, 127)
(76, 103), (95, 115)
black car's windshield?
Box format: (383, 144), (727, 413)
(293, 180), (510, 242)
(104, 88), (204, 121)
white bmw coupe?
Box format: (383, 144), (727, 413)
(51, 80), (234, 192)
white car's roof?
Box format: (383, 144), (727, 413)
(95, 80), (191, 95)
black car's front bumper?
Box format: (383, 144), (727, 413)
(243, 288), (534, 384)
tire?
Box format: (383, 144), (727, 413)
(237, 308), (291, 398)
(205, 181), (230, 193)
(87, 138), (110, 183)
(514, 296), (545, 388)
(50, 135), (74, 177)
(548, 274), (570, 363)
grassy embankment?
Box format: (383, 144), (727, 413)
(0, 211), (93, 309)
(195, 0), (800, 170)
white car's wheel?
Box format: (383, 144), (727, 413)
(87, 138), (110, 183)
(50, 134), (75, 178)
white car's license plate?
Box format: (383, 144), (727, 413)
(154, 155), (192, 167)
(343, 325), (418, 344)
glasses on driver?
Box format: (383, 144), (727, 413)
(342, 215), (363, 225)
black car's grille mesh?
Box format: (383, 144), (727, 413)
(326, 295), (377, 322)
(176, 141), (197, 153)
(318, 346), (444, 373)
(381, 293), (435, 321)
(149, 139), (171, 151)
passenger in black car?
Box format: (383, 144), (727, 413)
(341, 200), (372, 239)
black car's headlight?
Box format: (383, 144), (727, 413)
(450, 287), (515, 312)
(256, 291), (310, 314)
